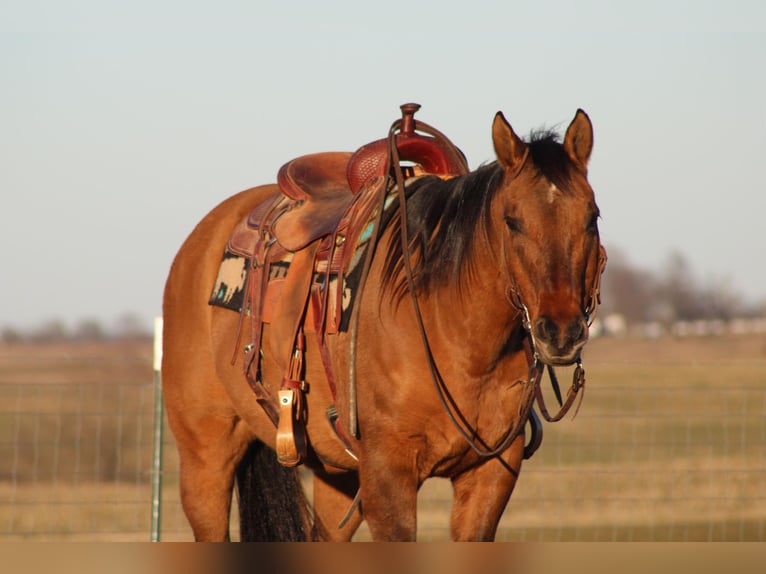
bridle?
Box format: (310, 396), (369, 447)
(387, 118), (608, 459)
(336, 115), (605, 526)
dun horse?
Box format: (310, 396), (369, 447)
(162, 104), (606, 541)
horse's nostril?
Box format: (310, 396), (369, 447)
(533, 317), (559, 343)
(567, 318), (587, 342)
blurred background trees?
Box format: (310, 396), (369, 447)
(1, 313), (151, 343)
(599, 247), (763, 334)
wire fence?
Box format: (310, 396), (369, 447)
(1, 334), (765, 541)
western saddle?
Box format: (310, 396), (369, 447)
(224, 103), (469, 466)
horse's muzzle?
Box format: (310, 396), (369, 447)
(532, 315), (589, 365)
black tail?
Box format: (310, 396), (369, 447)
(235, 440), (310, 541)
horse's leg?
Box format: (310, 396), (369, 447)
(449, 437), (526, 541)
(358, 449), (419, 541)
(310, 470), (363, 541)
(163, 311), (253, 541)
(169, 409), (252, 541)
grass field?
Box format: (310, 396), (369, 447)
(1, 334), (765, 541)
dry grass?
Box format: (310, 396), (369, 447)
(1, 334), (765, 541)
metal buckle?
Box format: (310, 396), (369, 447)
(573, 361), (585, 392)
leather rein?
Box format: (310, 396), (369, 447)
(387, 122), (607, 459)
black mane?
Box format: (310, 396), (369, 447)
(381, 130), (576, 300)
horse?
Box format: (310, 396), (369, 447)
(161, 104), (606, 541)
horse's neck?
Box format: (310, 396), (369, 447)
(425, 264), (522, 376)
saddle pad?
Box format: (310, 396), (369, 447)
(209, 251), (292, 313)
(208, 251), (248, 312)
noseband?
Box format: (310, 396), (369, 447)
(508, 244), (607, 423)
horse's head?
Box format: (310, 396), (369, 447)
(491, 109), (606, 366)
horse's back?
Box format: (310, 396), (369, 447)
(163, 184), (277, 336)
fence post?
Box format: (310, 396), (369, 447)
(150, 317), (164, 542)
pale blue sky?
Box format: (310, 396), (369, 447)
(2, 0), (764, 331)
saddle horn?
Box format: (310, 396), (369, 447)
(346, 103), (469, 194)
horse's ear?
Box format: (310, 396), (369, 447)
(563, 109), (593, 171)
(492, 111), (528, 173)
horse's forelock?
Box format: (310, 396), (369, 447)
(526, 130), (578, 194)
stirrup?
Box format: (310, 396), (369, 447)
(275, 387), (307, 467)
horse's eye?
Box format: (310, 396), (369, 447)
(504, 216), (523, 233)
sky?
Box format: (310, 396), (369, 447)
(1, 0), (765, 332)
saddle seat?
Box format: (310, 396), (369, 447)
(272, 152), (356, 252)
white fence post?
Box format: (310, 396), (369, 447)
(150, 317), (164, 542)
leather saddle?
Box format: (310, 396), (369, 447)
(226, 103), (469, 466)
(230, 103), (468, 256)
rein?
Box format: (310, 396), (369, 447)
(388, 122), (540, 459)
